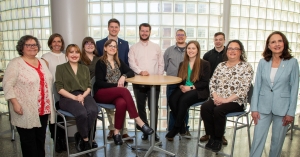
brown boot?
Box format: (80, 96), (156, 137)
(122, 134), (134, 142)
(200, 134), (210, 142)
(222, 136), (228, 145)
(107, 130), (114, 140)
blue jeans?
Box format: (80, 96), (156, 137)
(167, 84), (190, 131)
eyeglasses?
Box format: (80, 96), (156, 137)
(176, 34), (185, 37)
(25, 44), (38, 48)
(227, 47), (240, 51)
(85, 42), (94, 46)
(107, 45), (117, 49)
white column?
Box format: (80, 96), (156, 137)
(50, 0), (88, 47)
(222, 0), (231, 45)
(50, 0), (88, 138)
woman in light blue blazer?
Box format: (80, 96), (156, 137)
(250, 31), (299, 157)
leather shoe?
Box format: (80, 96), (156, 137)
(107, 130), (114, 140)
(211, 140), (222, 152)
(92, 141), (98, 148)
(200, 134), (210, 142)
(82, 141), (93, 157)
(222, 136), (228, 145)
(165, 128), (179, 140)
(140, 124), (154, 135)
(113, 133), (123, 145)
(205, 138), (214, 150)
(122, 134), (134, 142)
(141, 133), (148, 140)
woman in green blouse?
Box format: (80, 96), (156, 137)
(55, 44), (98, 153)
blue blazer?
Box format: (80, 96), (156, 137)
(96, 37), (129, 66)
(251, 58), (299, 117)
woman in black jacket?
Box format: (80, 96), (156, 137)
(165, 40), (211, 140)
(93, 39), (154, 145)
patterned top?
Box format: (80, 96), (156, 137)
(105, 60), (121, 84)
(25, 61), (51, 115)
(210, 61), (254, 106)
(3, 57), (54, 129)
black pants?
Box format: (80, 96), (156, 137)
(132, 84), (160, 132)
(59, 91), (98, 138)
(16, 114), (48, 157)
(169, 88), (206, 128)
(201, 99), (244, 139)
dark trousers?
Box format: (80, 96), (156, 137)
(132, 84), (160, 132)
(169, 88), (206, 128)
(167, 84), (190, 131)
(16, 114), (48, 157)
(201, 99), (244, 139)
(59, 91), (98, 138)
(94, 87), (139, 130)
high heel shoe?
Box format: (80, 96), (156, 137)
(113, 133), (123, 145)
(140, 124), (154, 135)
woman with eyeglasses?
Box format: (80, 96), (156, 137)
(80, 37), (99, 78)
(3, 35), (54, 157)
(55, 44), (98, 154)
(75, 37), (99, 150)
(200, 40), (253, 152)
(93, 39), (154, 145)
(41, 33), (67, 153)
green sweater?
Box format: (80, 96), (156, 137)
(55, 62), (91, 93)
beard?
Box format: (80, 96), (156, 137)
(140, 35), (150, 41)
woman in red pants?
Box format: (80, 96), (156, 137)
(93, 39), (154, 145)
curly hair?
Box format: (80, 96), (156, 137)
(16, 35), (41, 56)
(223, 40), (247, 62)
(262, 31), (292, 61)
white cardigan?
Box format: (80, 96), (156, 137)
(3, 57), (54, 129)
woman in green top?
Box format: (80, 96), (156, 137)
(165, 40), (211, 140)
(55, 44), (98, 153)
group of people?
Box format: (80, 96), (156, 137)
(2, 17), (298, 157)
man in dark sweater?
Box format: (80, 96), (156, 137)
(201, 32), (228, 145)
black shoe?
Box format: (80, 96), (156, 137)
(155, 133), (160, 141)
(205, 138), (214, 150)
(165, 128), (180, 139)
(92, 141), (98, 148)
(82, 141), (92, 157)
(74, 132), (82, 152)
(113, 133), (123, 145)
(179, 126), (186, 135)
(140, 124), (154, 135)
(211, 140), (222, 152)
(141, 133), (148, 140)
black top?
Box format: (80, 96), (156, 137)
(93, 59), (134, 94)
(203, 46), (225, 78)
(178, 59), (211, 99)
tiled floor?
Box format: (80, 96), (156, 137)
(0, 114), (299, 157)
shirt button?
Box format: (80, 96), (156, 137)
(271, 89), (273, 92)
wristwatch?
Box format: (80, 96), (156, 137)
(190, 86), (194, 90)
(122, 74), (127, 78)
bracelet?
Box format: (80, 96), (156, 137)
(122, 74), (127, 78)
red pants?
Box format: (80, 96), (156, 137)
(94, 87), (139, 130)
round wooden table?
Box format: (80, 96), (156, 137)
(126, 75), (182, 157)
